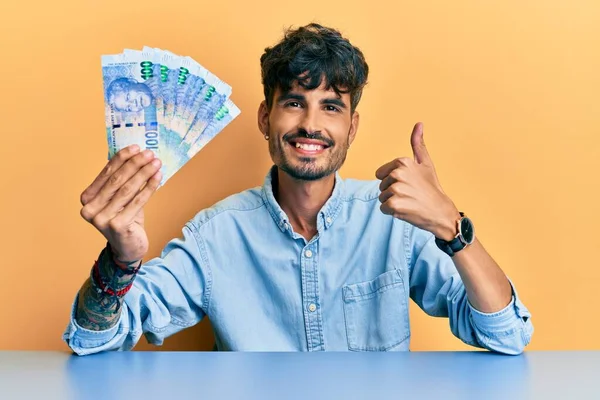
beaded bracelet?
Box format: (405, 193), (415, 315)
(92, 260), (135, 297)
(90, 244), (142, 298)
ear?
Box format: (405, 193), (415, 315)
(348, 110), (360, 146)
(257, 100), (270, 137)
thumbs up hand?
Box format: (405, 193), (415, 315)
(375, 123), (462, 241)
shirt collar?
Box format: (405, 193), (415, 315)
(261, 165), (345, 233)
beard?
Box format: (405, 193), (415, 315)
(268, 128), (350, 181)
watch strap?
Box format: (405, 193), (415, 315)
(434, 212), (467, 257)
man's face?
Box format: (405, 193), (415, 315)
(112, 84), (152, 113)
(259, 81), (359, 181)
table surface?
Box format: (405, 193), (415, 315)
(0, 351), (598, 400)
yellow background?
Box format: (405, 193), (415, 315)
(1, 0), (598, 351)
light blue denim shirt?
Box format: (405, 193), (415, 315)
(64, 166), (533, 355)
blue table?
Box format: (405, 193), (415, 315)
(0, 351), (598, 399)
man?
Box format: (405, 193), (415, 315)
(64, 23), (533, 354)
(106, 77), (154, 113)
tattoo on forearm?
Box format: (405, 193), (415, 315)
(75, 246), (140, 331)
(76, 278), (123, 330)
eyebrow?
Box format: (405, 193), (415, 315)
(322, 98), (347, 109)
(276, 92), (348, 109)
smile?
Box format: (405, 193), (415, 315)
(295, 142), (325, 151)
(288, 139), (330, 155)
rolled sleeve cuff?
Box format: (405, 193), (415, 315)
(62, 292), (123, 355)
(468, 279), (532, 335)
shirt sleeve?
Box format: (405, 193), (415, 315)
(404, 223), (534, 355)
(63, 222), (211, 355)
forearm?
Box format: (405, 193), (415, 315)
(75, 278), (123, 330)
(75, 246), (141, 331)
(451, 238), (512, 313)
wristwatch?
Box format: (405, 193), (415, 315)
(434, 212), (475, 257)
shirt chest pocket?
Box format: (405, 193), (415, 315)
(342, 269), (410, 351)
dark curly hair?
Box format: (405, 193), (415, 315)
(260, 23), (369, 113)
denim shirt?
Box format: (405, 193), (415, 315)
(64, 166), (533, 355)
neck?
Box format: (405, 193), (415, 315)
(275, 168), (336, 240)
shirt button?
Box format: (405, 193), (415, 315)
(304, 249), (313, 258)
(308, 303), (317, 312)
(326, 217), (332, 224)
(282, 222), (289, 230)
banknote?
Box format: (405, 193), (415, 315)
(122, 48), (165, 152)
(186, 100), (240, 157)
(162, 99), (241, 183)
(181, 78), (231, 148)
(101, 47), (241, 187)
(102, 53), (162, 159)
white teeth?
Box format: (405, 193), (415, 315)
(295, 143), (324, 151)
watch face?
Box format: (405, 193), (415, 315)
(460, 218), (475, 244)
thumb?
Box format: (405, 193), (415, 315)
(410, 122), (432, 165)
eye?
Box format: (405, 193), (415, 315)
(325, 105), (340, 112)
(285, 101), (302, 108)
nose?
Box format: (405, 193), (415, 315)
(298, 107), (322, 135)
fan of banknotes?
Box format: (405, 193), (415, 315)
(101, 46), (240, 187)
